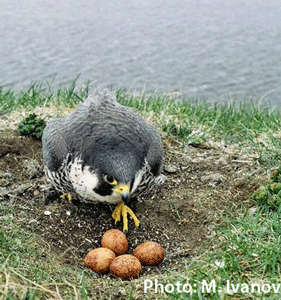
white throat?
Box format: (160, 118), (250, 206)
(69, 157), (122, 204)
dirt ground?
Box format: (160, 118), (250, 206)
(0, 115), (266, 279)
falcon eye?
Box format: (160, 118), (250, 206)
(104, 174), (117, 185)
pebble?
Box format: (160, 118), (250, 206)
(249, 207), (258, 216)
(44, 210), (52, 216)
(117, 288), (126, 296)
(214, 259), (225, 268)
(201, 173), (224, 186)
(23, 159), (41, 178)
(164, 164), (180, 173)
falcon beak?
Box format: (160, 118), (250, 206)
(121, 191), (130, 205)
(114, 184), (130, 205)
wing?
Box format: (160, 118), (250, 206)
(42, 117), (69, 171)
(145, 125), (164, 176)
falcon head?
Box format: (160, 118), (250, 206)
(69, 138), (146, 205)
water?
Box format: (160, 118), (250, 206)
(1, 0), (281, 105)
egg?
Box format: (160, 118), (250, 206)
(101, 229), (128, 255)
(132, 241), (164, 266)
(84, 247), (116, 274)
(110, 254), (142, 280)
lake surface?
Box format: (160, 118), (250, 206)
(1, 0), (281, 105)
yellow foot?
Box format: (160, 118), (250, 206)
(112, 202), (140, 232)
(60, 193), (73, 202)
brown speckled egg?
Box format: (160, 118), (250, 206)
(110, 254), (142, 280)
(101, 229), (128, 255)
(84, 247), (116, 274)
(132, 241), (164, 266)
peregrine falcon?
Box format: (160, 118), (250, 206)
(42, 90), (164, 231)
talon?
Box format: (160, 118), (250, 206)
(60, 193), (73, 202)
(112, 202), (140, 232)
(112, 202), (122, 223)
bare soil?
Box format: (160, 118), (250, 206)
(0, 119), (265, 284)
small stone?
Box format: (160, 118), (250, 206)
(164, 164), (180, 173)
(44, 210), (52, 216)
(214, 259), (225, 268)
(33, 190), (40, 196)
(23, 159), (41, 178)
(249, 207), (257, 216)
(214, 157), (228, 166)
(201, 173), (224, 186)
(117, 288), (126, 296)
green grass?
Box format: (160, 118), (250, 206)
(1, 81), (281, 299)
(0, 78), (89, 114)
(116, 90), (281, 138)
(116, 90), (281, 166)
